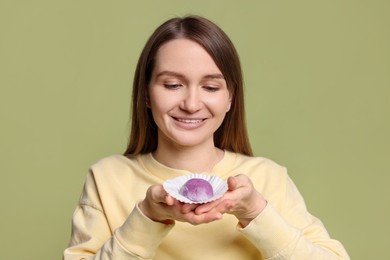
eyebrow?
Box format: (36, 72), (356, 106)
(155, 71), (225, 80)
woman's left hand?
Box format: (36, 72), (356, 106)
(184, 174), (267, 227)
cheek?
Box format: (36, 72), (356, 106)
(206, 96), (231, 114)
(150, 102), (166, 119)
(149, 91), (176, 117)
(149, 89), (163, 110)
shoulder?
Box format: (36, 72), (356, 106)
(88, 154), (146, 180)
(91, 154), (136, 169)
(91, 153), (150, 171)
(79, 154), (148, 211)
(82, 154), (148, 198)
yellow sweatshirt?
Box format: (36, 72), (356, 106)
(64, 151), (349, 259)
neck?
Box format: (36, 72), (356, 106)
(153, 143), (224, 173)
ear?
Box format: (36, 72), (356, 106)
(226, 101), (231, 112)
(226, 95), (232, 112)
(146, 94), (151, 108)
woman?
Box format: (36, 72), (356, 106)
(64, 16), (349, 259)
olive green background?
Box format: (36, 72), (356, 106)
(1, 1), (389, 259)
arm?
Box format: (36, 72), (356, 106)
(64, 170), (223, 260)
(63, 172), (174, 260)
(239, 201), (349, 260)
(195, 174), (350, 260)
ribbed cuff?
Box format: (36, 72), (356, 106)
(238, 203), (299, 258)
(114, 203), (174, 259)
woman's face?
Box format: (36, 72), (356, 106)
(148, 39), (231, 150)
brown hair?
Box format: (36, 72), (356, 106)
(124, 15), (252, 156)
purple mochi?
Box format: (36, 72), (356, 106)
(180, 178), (214, 202)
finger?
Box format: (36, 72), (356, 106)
(227, 176), (237, 191)
(215, 199), (235, 214)
(181, 203), (198, 214)
(149, 185), (169, 203)
(195, 197), (224, 214)
(230, 174), (251, 190)
(198, 198), (235, 215)
(165, 194), (176, 206)
(184, 211), (223, 225)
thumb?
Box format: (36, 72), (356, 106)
(165, 193), (176, 206)
(227, 176), (238, 191)
(149, 185), (170, 204)
(228, 174), (250, 191)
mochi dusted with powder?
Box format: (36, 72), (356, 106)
(179, 178), (214, 202)
(163, 174), (228, 204)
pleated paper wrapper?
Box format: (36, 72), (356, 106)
(163, 173), (228, 204)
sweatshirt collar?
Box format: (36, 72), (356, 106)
(139, 150), (236, 181)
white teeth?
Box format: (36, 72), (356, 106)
(177, 119), (203, 123)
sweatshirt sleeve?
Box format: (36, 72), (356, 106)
(63, 172), (174, 260)
(238, 174), (350, 260)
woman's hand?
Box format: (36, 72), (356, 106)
(138, 184), (223, 225)
(193, 174), (267, 227)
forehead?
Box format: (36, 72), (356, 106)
(153, 39), (222, 76)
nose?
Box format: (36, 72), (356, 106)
(180, 87), (203, 113)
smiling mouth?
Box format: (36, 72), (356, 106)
(174, 118), (205, 123)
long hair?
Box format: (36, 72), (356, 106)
(124, 15), (252, 156)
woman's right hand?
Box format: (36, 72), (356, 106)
(138, 184), (223, 225)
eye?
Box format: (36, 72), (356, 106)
(203, 85), (219, 92)
(163, 83), (182, 90)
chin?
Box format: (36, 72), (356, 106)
(159, 127), (216, 148)
(167, 134), (212, 148)
(172, 139), (208, 148)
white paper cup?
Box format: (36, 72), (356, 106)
(163, 173), (228, 204)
